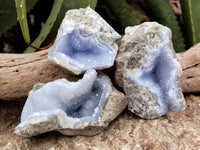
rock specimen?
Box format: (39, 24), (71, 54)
(15, 70), (127, 137)
(1, 95), (200, 149)
(115, 22), (186, 119)
(48, 7), (121, 75)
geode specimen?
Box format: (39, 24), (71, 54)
(115, 22), (185, 119)
(15, 70), (127, 137)
(48, 7), (121, 75)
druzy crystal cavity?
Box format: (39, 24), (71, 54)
(15, 70), (127, 137)
(115, 22), (186, 119)
(49, 24), (116, 75)
(48, 7), (120, 75)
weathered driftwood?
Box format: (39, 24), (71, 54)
(0, 50), (72, 100)
(177, 43), (200, 93)
(0, 44), (200, 100)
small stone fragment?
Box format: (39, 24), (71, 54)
(15, 70), (127, 137)
(48, 7), (121, 75)
(115, 22), (186, 119)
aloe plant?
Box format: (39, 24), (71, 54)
(145, 0), (185, 52)
(180, 0), (200, 49)
(24, 0), (63, 53)
(15, 0), (31, 44)
(24, 0), (97, 53)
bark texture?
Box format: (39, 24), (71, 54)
(177, 43), (200, 93)
(0, 50), (72, 100)
(0, 43), (200, 100)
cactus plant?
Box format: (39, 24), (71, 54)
(144, 0), (185, 52)
(99, 0), (146, 31)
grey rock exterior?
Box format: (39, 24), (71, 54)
(115, 22), (185, 119)
(55, 7), (121, 52)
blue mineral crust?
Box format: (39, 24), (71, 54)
(48, 24), (116, 74)
(127, 29), (184, 117)
(15, 69), (113, 137)
(115, 22), (185, 119)
(19, 70), (110, 124)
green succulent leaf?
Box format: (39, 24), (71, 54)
(64, 0), (97, 9)
(99, 0), (146, 31)
(15, 0), (31, 44)
(180, 0), (200, 49)
(191, 0), (200, 43)
(191, 0), (200, 42)
(0, 0), (38, 37)
(145, 0), (185, 52)
(26, 0), (39, 11)
(0, 1), (16, 37)
(24, 0), (63, 53)
(24, 0), (97, 53)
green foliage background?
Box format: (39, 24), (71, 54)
(0, 0), (200, 53)
(0, 0), (39, 36)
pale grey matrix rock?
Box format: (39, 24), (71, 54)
(48, 7), (121, 75)
(15, 70), (127, 137)
(115, 22), (186, 119)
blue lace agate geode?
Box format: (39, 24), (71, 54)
(115, 22), (186, 119)
(48, 24), (116, 75)
(48, 7), (120, 75)
(15, 70), (127, 137)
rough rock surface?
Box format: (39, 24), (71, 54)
(15, 70), (127, 137)
(115, 22), (185, 119)
(0, 95), (199, 149)
(55, 7), (121, 52)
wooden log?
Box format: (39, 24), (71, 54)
(0, 50), (72, 100)
(177, 43), (200, 93)
(0, 43), (200, 100)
